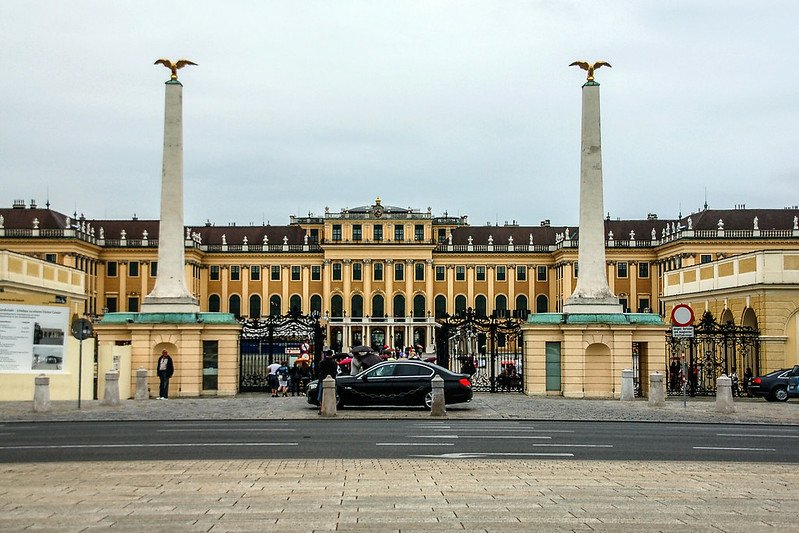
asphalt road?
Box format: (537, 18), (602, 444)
(1, 419), (798, 463)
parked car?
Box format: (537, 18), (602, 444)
(749, 367), (799, 402)
(787, 373), (799, 399)
(306, 360), (473, 408)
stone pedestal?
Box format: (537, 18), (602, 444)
(716, 375), (736, 414)
(33, 374), (50, 412)
(102, 371), (120, 406)
(649, 372), (666, 407)
(320, 376), (337, 417)
(135, 368), (149, 400)
(430, 374), (446, 417)
(620, 369), (635, 401)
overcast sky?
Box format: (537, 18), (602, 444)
(1, 1), (796, 227)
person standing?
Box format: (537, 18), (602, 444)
(316, 351), (339, 413)
(267, 361), (281, 397)
(156, 350), (174, 400)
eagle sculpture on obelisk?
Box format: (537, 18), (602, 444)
(569, 60), (611, 82)
(154, 58), (198, 81)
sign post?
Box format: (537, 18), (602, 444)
(71, 317), (93, 409)
(670, 304), (695, 408)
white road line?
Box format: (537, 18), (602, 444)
(716, 433), (799, 438)
(0, 442), (298, 450)
(429, 428), (574, 433)
(156, 428), (295, 433)
(409, 435), (552, 440)
(410, 452), (574, 458)
(693, 446), (775, 451)
(376, 443), (455, 446)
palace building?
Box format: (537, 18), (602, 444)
(2, 198), (798, 381)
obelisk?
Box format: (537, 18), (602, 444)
(562, 62), (622, 314)
(142, 61), (199, 313)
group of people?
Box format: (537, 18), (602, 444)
(266, 359), (313, 397)
(668, 360), (753, 396)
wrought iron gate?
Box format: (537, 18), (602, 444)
(436, 308), (524, 393)
(666, 311), (759, 396)
(239, 312), (324, 392)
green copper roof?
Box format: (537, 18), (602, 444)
(583, 80), (600, 87)
(100, 312), (238, 325)
(528, 312), (665, 326)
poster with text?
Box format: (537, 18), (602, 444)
(0, 303), (69, 373)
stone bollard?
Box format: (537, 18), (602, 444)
(33, 374), (50, 413)
(320, 376), (337, 417)
(430, 374), (446, 417)
(102, 371), (121, 406)
(649, 372), (666, 407)
(716, 374), (736, 414)
(135, 368), (149, 400)
(620, 369), (635, 401)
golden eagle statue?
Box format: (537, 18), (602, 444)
(569, 60), (611, 82)
(154, 58), (198, 81)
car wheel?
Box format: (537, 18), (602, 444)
(424, 391), (433, 409)
(773, 387), (789, 402)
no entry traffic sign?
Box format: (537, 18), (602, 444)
(670, 304), (695, 327)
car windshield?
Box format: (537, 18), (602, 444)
(363, 363), (396, 378)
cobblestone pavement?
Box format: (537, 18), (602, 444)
(1, 392), (797, 424)
(0, 459), (796, 532)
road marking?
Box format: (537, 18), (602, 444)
(157, 428), (296, 433)
(410, 435), (552, 440)
(693, 446), (775, 451)
(0, 442), (298, 450)
(716, 433), (799, 438)
(376, 443), (455, 446)
(410, 452), (574, 458)
(429, 428), (574, 433)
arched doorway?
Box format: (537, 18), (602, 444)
(584, 343), (611, 397)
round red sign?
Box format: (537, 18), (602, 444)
(670, 304), (695, 326)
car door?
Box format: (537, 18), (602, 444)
(392, 363), (434, 405)
(348, 362), (397, 405)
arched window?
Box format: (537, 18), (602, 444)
(310, 294), (322, 315)
(536, 294), (549, 313)
(413, 294), (425, 318)
(351, 294), (363, 318)
(229, 294), (241, 318)
(331, 295), (343, 317)
(249, 294), (261, 319)
(372, 294), (385, 317)
(290, 294), (302, 314)
(208, 294), (221, 313)
(495, 295), (508, 316)
(515, 295), (528, 318)
(269, 295), (281, 316)
(434, 295), (447, 318)
(475, 295), (487, 317)
(455, 295), (467, 315)
(393, 294), (406, 318)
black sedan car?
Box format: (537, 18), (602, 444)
(749, 367), (799, 402)
(306, 360), (473, 408)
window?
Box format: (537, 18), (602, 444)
(209, 265), (219, 280)
(269, 295), (281, 316)
(515, 295), (528, 317)
(291, 266), (301, 281)
(434, 295), (447, 318)
(332, 262), (342, 281)
(435, 266), (445, 281)
(517, 265), (527, 281)
(617, 262), (628, 278)
(437, 228), (446, 243)
(496, 265), (506, 281)
(107, 261), (118, 277)
(249, 295), (261, 318)
(393, 294), (406, 317)
(414, 224), (424, 241)
(250, 265), (260, 281)
(208, 294), (220, 313)
(373, 224), (383, 241)
(290, 295), (301, 314)
(310, 294), (322, 314)
(414, 262), (425, 281)
(537, 265), (548, 281)
(455, 266), (465, 281)
(413, 295), (425, 318)
(394, 225), (404, 241)
(150, 261), (158, 277)
(351, 295), (363, 318)
(372, 294), (385, 317)
(332, 224), (342, 241)
(352, 262), (362, 281)
(394, 262), (404, 281)
(230, 265), (240, 281)
(700, 254), (712, 264)
(229, 295), (241, 317)
(476, 266), (486, 281)
(638, 262), (649, 278)
(353, 224), (362, 241)
(638, 297), (651, 313)
(128, 261), (139, 277)
(373, 262), (383, 281)
(619, 297), (629, 313)
(309, 228), (319, 244)
(455, 295), (467, 315)
(536, 295), (549, 313)
(127, 296), (139, 312)
(105, 296), (118, 313)
(495, 295), (508, 315)
(271, 265), (281, 280)
(45, 253), (57, 263)
(331, 295), (343, 317)
(475, 295), (487, 316)
(311, 265), (321, 281)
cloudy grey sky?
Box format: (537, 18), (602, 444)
(1, 1), (796, 227)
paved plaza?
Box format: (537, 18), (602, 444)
(1, 394), (797, 531)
